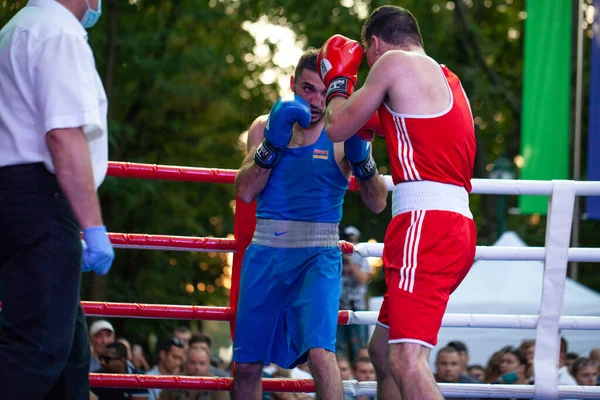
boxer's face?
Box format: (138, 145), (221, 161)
(291, 69), (326, 125)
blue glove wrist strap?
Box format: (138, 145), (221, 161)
(254, 139), (285, 169)
(351, 155), (377, 180)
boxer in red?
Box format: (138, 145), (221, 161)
(318, 5), (477, 400)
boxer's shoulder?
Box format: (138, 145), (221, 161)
(250, 114), (269, 132)
(247, 114), (269, 150)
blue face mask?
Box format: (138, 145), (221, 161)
(500, 371), (518, 384)
(81, 0), (102, 29)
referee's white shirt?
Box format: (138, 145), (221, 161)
(0, 0), (108, 189)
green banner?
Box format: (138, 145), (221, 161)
(519, 0), (572, 214)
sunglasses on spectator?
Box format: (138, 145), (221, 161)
(169, 337), (185, 348)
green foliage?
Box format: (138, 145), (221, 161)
(2, 0), (598, 349)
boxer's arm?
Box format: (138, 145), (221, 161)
(355, 173), (388, 214)
(325, 54), (393, 142)
(234, 115), (271, 203)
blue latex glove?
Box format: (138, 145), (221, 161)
(344, 134), (377, 180)
(82, 226), (114, 275)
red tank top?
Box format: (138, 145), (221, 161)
(378, 65), (476, 192)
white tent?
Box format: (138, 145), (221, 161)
(368, 231), (600, 368)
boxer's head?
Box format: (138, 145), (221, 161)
(361, 5), (423, 67)
(290, 48), (326, 125)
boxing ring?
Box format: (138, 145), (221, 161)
(46, 162), (600, 398)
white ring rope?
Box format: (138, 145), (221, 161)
(344, 311), (600, 330)
(352, 242), (600, 262)
(379, 175), (600, 196)
(342, 381), (600, 398)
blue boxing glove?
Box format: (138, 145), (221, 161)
(81, 226), (115, 275)
(344, 134), (378, 180)
(254, 94), (311, 169)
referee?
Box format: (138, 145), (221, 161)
(0, 0), (114, 398)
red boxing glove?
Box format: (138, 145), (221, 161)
(318, 34), (363, 103)
(356, 111), (384, 141)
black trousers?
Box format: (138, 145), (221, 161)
(0, 163), (90, 399)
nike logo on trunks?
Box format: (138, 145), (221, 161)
(274, 231), (289, 237)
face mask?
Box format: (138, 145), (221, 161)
(81, 0), (102, 29)
(500, 371), (518, 384)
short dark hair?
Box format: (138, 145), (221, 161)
(107, 341), (128, 360)
(361, 5), (423, 48)
(189, 332), (212, 348)
(352, 356), (372, 370)
(447, 340), (468, 354)
(437, 346), (459, 359)
(467, 364), (485, 371)
(158, 337), (185, 354)
(294, 48), (318, 81)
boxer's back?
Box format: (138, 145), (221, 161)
(378, 57), (475, 192)
(256, 128), (348, 223)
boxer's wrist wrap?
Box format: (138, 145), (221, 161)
(326, 77), (354, 104)
(254, 138), (284, 169)
(351, 155), (377, 180)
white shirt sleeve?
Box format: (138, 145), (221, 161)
(32, 32), (103, 139)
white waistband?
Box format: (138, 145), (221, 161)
(252, 219), (340, 248)
(392, 181), (472, 219)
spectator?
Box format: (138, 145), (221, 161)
(337, 227), (372, 361)
(117, 337), (151, 372)
(447, 340), (469, 374)
(571, 357), (598, 386)
(518, 339), (535, 365)
(89, 320), (116, 372)
(337, 356), (353, 381)
(484, 346), (512, 383)
(147, 337), (186, 400)
(190, 333), (212, 353)
(92, 342), (149, 400)
(566, 352), (579, 374)
(558, 337), (577, 385)
(589, 348), (600, 365)
(337, 356), (354, 400)
(116, 337), (133, 364)
(159, 347), (228, 400)
(189, 333), (229, 377)
(497, 348), (528, 385)
(435, 347), (481, 400)
(467, 365), (485, 382)
(174, 326), (192, 350)
(352, 357), (375, 400)
(269, 368), (312, 400)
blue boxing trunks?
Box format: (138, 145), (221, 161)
(232, 219), (342, 368)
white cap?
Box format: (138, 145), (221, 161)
(89, 320), (115, 337)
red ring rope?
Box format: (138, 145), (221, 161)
(107, 162), (237, 184)
(108, 233), (237, 252)
(107, 161), (360, 190)
(90, 374), (316, 392)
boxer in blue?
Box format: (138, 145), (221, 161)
(232, 49), (388, 400)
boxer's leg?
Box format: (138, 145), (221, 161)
(292, 246), (343, 400)
(232, 245), (292, 400)
(370, 295), (402, 400)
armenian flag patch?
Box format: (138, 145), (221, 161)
(313, 149), (329, 160)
